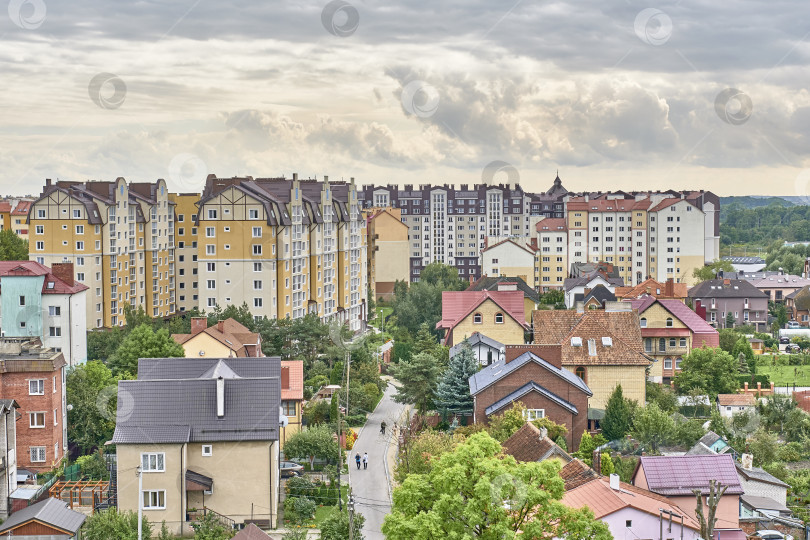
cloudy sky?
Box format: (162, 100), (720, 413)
(0, 0), (808, 197)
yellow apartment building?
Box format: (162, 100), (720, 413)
(365, 207), (409, 302)
(535, 217), (568, 290)
(28, 178), (175, 328)
(170, 193), (200, 313)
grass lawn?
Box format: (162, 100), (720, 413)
(369, 307), (393, 328)
(758, 365), (810, 386)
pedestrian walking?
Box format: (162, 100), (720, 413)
(362, 452), (368, 470)
(380, 421), (387, 435)
(355, 452), (361, 470)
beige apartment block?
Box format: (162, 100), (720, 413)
(29, 178), (175, 328)
(170, 193), (200, 313)
(365, 207), (409, 301)
(534, 218), (568, 290)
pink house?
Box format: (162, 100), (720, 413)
(632, 454), (743, 530)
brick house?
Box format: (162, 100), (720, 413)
(688, 278), (769, 331)
(785, 285), (810, 326)
(468, 345), (592, 451)
(0, 340), (66, 472)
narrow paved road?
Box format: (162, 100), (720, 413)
(348, 380), (406, 540)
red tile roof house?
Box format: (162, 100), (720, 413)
(563, 474), (702, 540)
(468, 346), (592, 451)
(632, 454), (744, 530)
(437, 290), (529, 347)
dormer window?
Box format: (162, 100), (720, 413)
(640, 317), (647, 328)
(571, 337), (582, 347)
(665, 317), (673, 327)
(494, 313), (504, 324)
(587, 339), (597, 356)
(602, 337), (613, 347)
(473, 313), (482, 324)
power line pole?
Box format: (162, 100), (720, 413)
(136, 465), (143, 540)
(338, 347), (351, 511)
(348, 492), (356, 540)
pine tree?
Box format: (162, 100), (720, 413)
(601, 385), (633, 442)
(434, 341), (477, 413)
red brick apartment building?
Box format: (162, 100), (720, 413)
(0, 339), (66, 472)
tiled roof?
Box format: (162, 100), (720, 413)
(736, 464), (789, 488)
(173, 318), (261, 357)
(485, 381), (580, 416)
(138, 357), (280, 380)
(533, 311), (584, 344)
(502, 422), (573, 463)
(469, 350), (592, 397)
(437, 290), (528, 331)
(468, 276), (540, 304)
(615, 278), (688, 299)
(633, 298), (720, 348)
(0, 261), (89, 294)
(563, 476), (701, 530)
(11, 200), (31, 215)
(559, 459), (599, 490)
(649, 197), (697, 213)
(233, 523), (272, 540)
(449, 332), (503, 357)
(563, 275), (624, 291)
(688, 279), (768, 299)
(0, 202), (11, 213)
(281, 360), (304, 400)
(637, 455), (743, 496)
(790, 285), (810, 311)
(0, 497), (86, 535)
(482, 238), (535, 256)
(717, 394), (755, 407)
(536, 218), (567, 232)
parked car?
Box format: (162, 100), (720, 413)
(785, 344), (801, 353)
(280, 461), (304, 478)
(780, 336), (791, 344)
(754, 530), (793, 540)
(787, 321), (801, 329)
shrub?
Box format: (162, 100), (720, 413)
(531, 417), (568, 441)
(776, 442), (803, 462)
(283, 496), (316, 525)
(286, 476), (315, 499)
(282, 529), (308, 540)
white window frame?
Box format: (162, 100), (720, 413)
(29, 412), (45, 428)
(141, 452), (165, 473)
(202, 445), (213, 457)
(30, 446), (46, 462)
(523, 409), (545, 421)
(29, 380), (44, 395)
(142, 490), (166, 510)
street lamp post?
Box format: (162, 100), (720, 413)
(136, 465), (143, 540)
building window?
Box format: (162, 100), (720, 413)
(664, 358), (672, 370)
(249, 209), (259, 219)
(675, 357), (683, 370)
(29, 412), (45, 428)
(207, 209), (217, 219)
(679, 338), (686, 347)
(644, 338), (652, 353)
(666, 317), (673, 327)
(639, 317), (646, 328)
(575, 366), (586, 380)
(523, 409), (545, 421)
(254, 298), (263, 308)
(473, 313), (482, 324)
(494, 313), (504, 324)
(49, 306), (61, 316)
(142, 490), (166, 510)
(282, 401), (296, 416)
(625, 520), (632, 528)
(49, 327), (61, 337)
(253, 244), (262, 255)
(252, 227), (262, 238)
(141, 452), (165, 472)
(19, 295), (25, 306)
(202, 445), (213, 457)
(29, 380), (44, 395)
(30, 446), (46, 462)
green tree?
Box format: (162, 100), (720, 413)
(717, 329), (739, 354)
(0, 229), (29, 260)
(191, 511), (234, 539)
(575, 431), (608, 466)
(87, 327), (126, 363)
(396, 430), (457, 483)
(601, 385), (633, 441)
(382, 432), (612, 540)
(284, 425), (340, 470)
(390, 352), (441, 416)
(600, 453), (615, 476)
(320, 507), (365, 540)
(692, 259), (733, 282)
(631, 403), (675, 452)
(83, 508), (151, 540)
(108, 324), (184, 377)
(758, 393), (798, 436)
(66, 361), (119, 452)
(434, 341), (477, 413)
(673, 347), (740, 398)
(748, 428), (778, 467)
(725, 312), (736, 329)
(487, 403), (529, 443)
(532, 417), (568, 442)
(124, 304), (155, 332)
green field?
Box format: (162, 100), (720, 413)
(758, 365), (810, 386)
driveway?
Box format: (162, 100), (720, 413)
(348, 380), (407, 540)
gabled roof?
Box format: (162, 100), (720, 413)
(563, 476), (701, 530)
(502, 422), (573, 463)
(482, 237), (535, 256)
(437, 290), (528, 331)
(717, 393), (755, 407)
(536, 217), (567, 231)
(467, 275), (540, 304)
(281, 360), (304, 401)
(632, 298), (719, 347)
(564, 274), (624, 291)
(580, 284), (616, 305)
(0, 497), (86, 535)
(485, 381), (580, 416)
(173, 318), (261, 357)
(559, 459), (599, 490)
(449, 332), (503, 357)
(469, 350), (592, 397)
(0, 261), (88, 294)
(615, 277), (688, 300)
(138, 357), (277, 380)
(790, 285), (810, 311)
(636, 454), (744, 496)
(736, 464), (789, 488)
(233, 523), (272, 540)
(688, 279), (768, 299)
(11, 200), (31, 215)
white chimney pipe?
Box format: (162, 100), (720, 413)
(609, 474), (620, 490)
(216, 377), (225, 418)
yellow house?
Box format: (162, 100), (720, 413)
(113, 357), (282, 535)
(364, 207), (409, 301)
(437, 290), (529, 347)
(466, 276), (539, 324)
(172, 317), (262, 358)
(280, 360), (304, 448)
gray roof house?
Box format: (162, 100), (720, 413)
(736, 459), (790, 508)
(0, 496), (86, 538)
(449, 332), (504, 366)
(111, 357), (282, 536)
(688, 278), (769, 331)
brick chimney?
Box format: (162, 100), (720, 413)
(665, 278), (674, 297)
(281, 366), (290, 390)
(51, 262), (74, 287)
(190, 317), (207, 335)
(723, 278), (730, 285)
(217, 320), (224, 334)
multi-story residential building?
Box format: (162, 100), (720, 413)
(364, 207), (409, 301)
(0, 261), (87, 365)
(11, 201), (31, 241)
(480, 239), (535, 284)
(113, 356), (281, 535)
(170, 193), (200, 312)
(196, 175), (367, 331)
(627, 297), (719, 384)
(535, 218), (569, 290)
(28, 178), (175, 328)
(688, 278), (769, 331)
(0, 340), (67, 473)
(0, 399), (18, 520)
